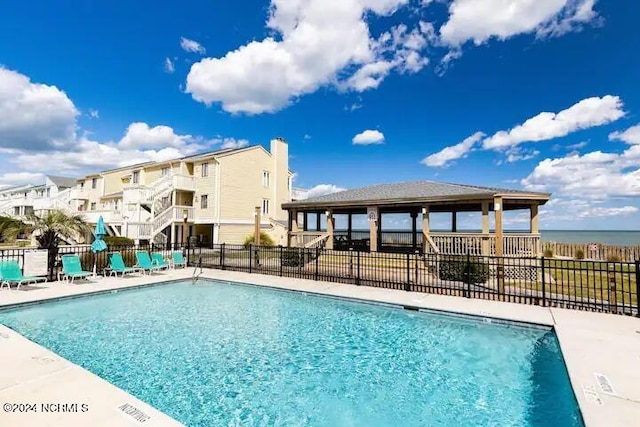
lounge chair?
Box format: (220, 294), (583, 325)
(105, 252), (139, 277)
(135, 251), (164, 275)
(0, 260), (47, 290)
(171, 251), (187, 268)
(151, 252), (170, 270)
(60, 255), (92, 283)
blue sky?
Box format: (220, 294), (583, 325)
(0, 0), (639, 230)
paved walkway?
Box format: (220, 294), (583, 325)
(0, 268), (638, 426)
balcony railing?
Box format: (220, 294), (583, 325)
(172, 174), (196, 191)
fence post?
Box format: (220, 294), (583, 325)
(298, 247), (303, 277)
(541, 256), (546, 307)
(248, 244), (253, 273)
(465, 252), (471, 298)
(279, 246), (283, 277)
(356, 250), (361, 286)
(405, 252), (411, 291)
(635, 260), (640, 317)
(220, 243), (225, 270)
(314, 246), (319, 281)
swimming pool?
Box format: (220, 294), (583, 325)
(0, 280), (582, 426)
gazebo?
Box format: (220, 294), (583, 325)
(282, 181), (550, 257)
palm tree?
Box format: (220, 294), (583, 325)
(26, 210), (91, 279)
(0, 216), (28, 242)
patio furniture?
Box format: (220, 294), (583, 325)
(0, 260), (48, 290)
(105, 252), (139, 277)
(60, 255), (92, 283)
(135, 251), (164, 275)
(171, 251), (187, 269)
(151, 252), (171, 270)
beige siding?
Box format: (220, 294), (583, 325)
(217, 147), (273, 221)
(193, 160), (217, 220)
(271, 139), (290, 222)
(217, 224), (254, 244)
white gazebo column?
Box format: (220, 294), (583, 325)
(494, 196), (505, 293)
(530, 203), (540, 255)
(481, 201), (490, 256)
(422, 206), (430, 251)
(368, 206), (378, 252)
(325, 210), (334, 250)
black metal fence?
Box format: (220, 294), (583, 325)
(191, 244), (639, 316)
(2, 242), (638, 316)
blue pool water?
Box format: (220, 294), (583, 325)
(0, 281), (582, 426)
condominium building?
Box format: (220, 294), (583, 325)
(0, 176), (77, 219)
(3, 138), (293, 246)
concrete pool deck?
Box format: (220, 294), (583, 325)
(0, 268), (638, 426)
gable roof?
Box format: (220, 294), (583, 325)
(47, 175), (77, 189)
(283, 180), (550, 209)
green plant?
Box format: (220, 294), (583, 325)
(104, 236), (135, 247)
(438, 256), (489, 284)
(543, 248), (554, 258)
(243, 232), (275, 247)
(575, 249), (585, 260)
(0, 216), (29, 242)
(281, 247), (305, 267)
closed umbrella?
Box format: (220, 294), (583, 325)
(91, 216), (108, 278)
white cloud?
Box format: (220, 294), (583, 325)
(164, 57), (175, 73)
(0, 172), (46, 189)
(352, 129), (385, 145)
(88, 109), (99, 119)
(180, 37), (206, 54)
(297, 184), (346, 199)
(421, 131), (484, 167)
(482, 95), (624, 150)
(0, 67), (78, 150)
(576, 205), (638, 218)
(609, 123), (640, 145)
(440, 0), (599, 47)
(185, 0), (434, 114)
(503, 147), (540, 163)
(217, 138), (250, 149)
(118, 122), (196, 150)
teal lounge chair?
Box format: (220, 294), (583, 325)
(105, 252), (139, 277)
(171, 251), (187, 269)
(151, 252), (170, 270)
(61, 255), (92, 283)
(0, 260), (47, 290)
(135, 251), (163, 275)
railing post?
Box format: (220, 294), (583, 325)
(298, 247), (303, 277)
(314, 246), (319, 281)
(279, 246), (284, 277)
(405, 252), (411, 291)
(465, 252), (471, 298)
(635, 260), (640, 317)
(541, 256), (546, 307)
(220, 243), (225, 270)
(356, 250), (361, 286)
(248, 244), (252, 273)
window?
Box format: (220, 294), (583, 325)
(200, 194), (208, 209)
(91, 178), (97, 189)
(161, 167), (170, 176)
(201, 162), (209, 177)
(132, 171), (140, 184)
(79, 181), (84, 189)
(262, 198), (269, 215)
(288, 176), (292, 191)
(90, 202), (96, 210)
(46, 188), (50, 197)
(262, 171), (270, 188)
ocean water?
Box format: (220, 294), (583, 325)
(0, 281), (582, 427)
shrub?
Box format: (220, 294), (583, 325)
(243, 232), (275, 247)
(438, 256), (489, 284)
(281, 247), (305, 267)
(543, 248), (554, 258)
(104, 236), (135, 247)
(606, 254), (621, 262)
(575, 249), (585, 260)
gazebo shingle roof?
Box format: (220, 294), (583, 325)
(284, 180), (549, 208)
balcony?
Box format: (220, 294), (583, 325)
(172, 174), (196, 191)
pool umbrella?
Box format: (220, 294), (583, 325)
(91, 216), (108, 278)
